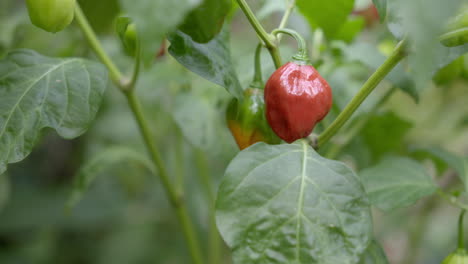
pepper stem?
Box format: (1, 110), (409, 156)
(251, 43), (264, 89)
(271, 28), (309, 64)
(459, 209), (466, 250)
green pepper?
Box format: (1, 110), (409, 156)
(226, 44), (281, 150)
(441, 5), (468, 47)
(116, 17), (139, 57)
(26, 0), (76, 33)
(226, 88), (281, 150)
(442, 249), (468, 264)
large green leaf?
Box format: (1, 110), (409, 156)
(359, 240), (389, 264)
(360, 156), (438, 211)
(216, 141), (372, 264)
(0, 49), (108, 175)
(178, 0), (232, 43)
(296, 0), (355, 39)
(168, 28), (243, 99)
(118, 0), (201, 63)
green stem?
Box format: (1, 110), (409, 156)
(324, 86), (397, 159)
(402, 195), (439, 264)
(74, 6), (123, 87)
(75, 5), (204, 264)
(437, 190), (468, 211)
(125, 92), (204, 264)
(251, 43), (264, 88)
(126, 35), (141, 91)
(235, 0), (282, 68)
(311, 29), (324, 61)
(271, 28), (309, 63)
(194, 149), (221, 264)
(235, 0), (274, 48)
(174, 128), (185, 193)
(459, 210), (466, 249)
(317, 40), (406, 148)
(277, 0), (296, 41)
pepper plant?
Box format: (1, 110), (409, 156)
(0, 0), (468, 263)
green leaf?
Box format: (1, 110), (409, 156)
(411, 147), (468, 190)
(0, 49), (108, 175)
(216, 141), (372, 264)
(360, 156), (438, 211)
(168, 28), (243, 99)
(372, 0), (386, 22)
(67, 146), (154, 210)
(118, 0), (202, 63)
(343, 42), (418, 102)
(178, 0), (232, 43)
(359, 240), (389, 264)
(334, 17), (366, 43)
(172, 93), (219, 151)
(361, 111), (413, 162)
(386, 0), (467, 91)
(297, 0), (355, 39)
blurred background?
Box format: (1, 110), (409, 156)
(0, 0), (468, 263)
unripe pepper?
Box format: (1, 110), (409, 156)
(441, 5), (468, 47)
(116, 17), (139, 57)
(226, 44), (281, 150)
(442, 210), (468, 264)
(442, 249), (468, 264)
(26, 0), (76, 33)
(264, 29), (332, 143)
(226, 88), (281, 150)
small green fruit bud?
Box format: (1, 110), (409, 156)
(26, 0), (76, 33)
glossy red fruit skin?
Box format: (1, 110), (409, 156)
(265, 62), (332, 143)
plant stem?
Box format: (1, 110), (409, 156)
(194, 149), (221, 264)
(437, 189), (468, 211)
(74, 6), (123, 87)
(459, 210), (466, 249)
(235, 0), (282, 68)
(235, 0), (274, 48)
(317, 40), (407, 148)
(126, 35), (142, 91)
(324, 86), (397, 159)
(252, 43), (264, 87)
(402, 195), (439, 264)
(74, 5), (204, 264)
(271, 28), (309, 63)
(278, 0), (296, 30)
(125, 92), (204, 264)
(277, 0), (296, 42)
(174, 128), (185, 193)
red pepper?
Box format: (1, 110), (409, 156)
(264, 61), (332, 143)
